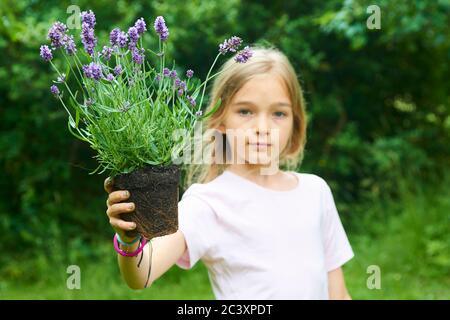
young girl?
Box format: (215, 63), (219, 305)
(104, 46), (354, 299)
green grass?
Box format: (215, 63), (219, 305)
(0, 244), (214, 300)
(344, 178), (450, 299)
(1, 179), (448, 300)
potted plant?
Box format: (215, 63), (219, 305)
(40, 10), (252, 239)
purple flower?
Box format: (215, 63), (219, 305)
(82, 62), (103, 80)
(114, 65), (123, 75)
(154, 16), (169, 41)
(178, 89), (184, 96)
(154, 74), (161, 82)
(62, 34), (77, 55)
(128, 26), (139, 48)
(186, 69), (194, 78)
(81, 10), (96, 29)
(195, 110), (203, 117)
(40, 45), (53, 61)
(163, 67), (171, 77)
(47, 21), (67, 48)
(50, 85), (60, 97)
(105, 73), (115, 81)
(81, 22), (97, 56)
(235, 46), (253, 63)
(170, 70), (177, 78)
(101, 46), (113, 60)
(131, 47), (144, 64)
(175, 78), (186, 91)
(134, 18), (147, 35)
(110, 28), (121, 46)
(187, 95), (196, 107)
(219, 36), (242, 55)
(117, 31), (128, 48)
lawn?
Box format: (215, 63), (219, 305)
(1, 179), (448, 300)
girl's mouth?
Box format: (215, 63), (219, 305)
(248, 142), (272, 147)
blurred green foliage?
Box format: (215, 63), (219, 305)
(0, 0), (449, 298)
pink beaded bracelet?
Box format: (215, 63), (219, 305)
(113, 233), (148, 257)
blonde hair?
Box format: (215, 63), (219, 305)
(184, 44), (307, 188)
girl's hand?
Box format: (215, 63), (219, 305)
(104, 177), (137, 242)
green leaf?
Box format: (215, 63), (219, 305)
(111, 124), (129, 133)
(75, 106), (80, 127)
(95, 103), (122, 113)
(201, 98), (222, 119)
(67, 119), (89, 142)
(65, 64), (70, 79)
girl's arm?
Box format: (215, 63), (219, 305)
(118, 229), (187, 289)
(328, 267), (352, 300)
(105, 177), (188, 290)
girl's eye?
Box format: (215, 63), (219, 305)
(274, 111), (286, 118)
(238, 109), (252, 116)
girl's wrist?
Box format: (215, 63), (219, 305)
(116, 232), (141, 252)
(119, 241), (140, 253)
(117, 232), (140, 244)
(113, 233), (147, 257)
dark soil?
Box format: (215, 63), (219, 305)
(112, 164), (180, 239)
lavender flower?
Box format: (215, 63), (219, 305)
(187, 95), (196, 107)
(47, 21), (67, 48)
(131, 47), (144, 64)
(101, 46), (113, 60)
(169, 70), (177, 79)
(81, 22), (97, 56)
(235, 46), (253, 63)
(195, 110), (203, 117)
(178, 89), (184, 96)
(154, 74), (161, 82)
(50, 85), (60, 97)
(82, 62), (103, 81)
(186, 69), (194, 78)
(163, 67), (171, 77)
(175, 78), (186, 91)
(110, 28), (121, 46)
(81, 10), (96, 29)
(105, 73), (115, 81)
(134, 18), (147, 35)
(128, 26), (139, 48)
(40, 45), (53, 61)
(114, 65), (123, 75)
(117, 31), (128, 48)
(154, 16), (169, 41)
(219, 36), (242, 55)
(62, 34), (77, 55)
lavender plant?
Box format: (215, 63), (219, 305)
(40, 11), (252, 176)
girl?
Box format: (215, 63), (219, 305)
(105, 46), (354, 299)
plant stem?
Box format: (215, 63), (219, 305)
(50, 60), (78, 103)
(198, 53), (221, 109)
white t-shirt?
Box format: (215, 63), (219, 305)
(175, 170), (354, 299)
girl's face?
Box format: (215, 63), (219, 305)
(219, 73), (293, 171)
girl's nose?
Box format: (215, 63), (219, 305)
(256, 115), (270, 136)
